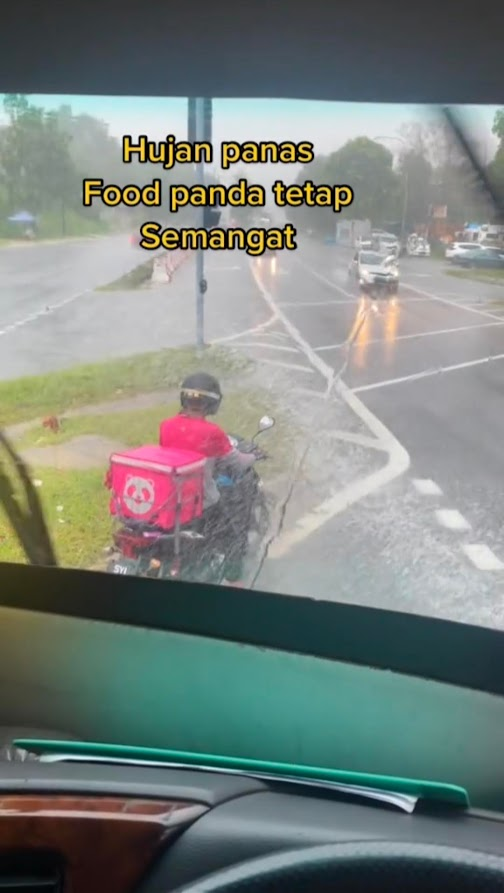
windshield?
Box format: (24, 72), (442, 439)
(360, 252), (384, 265)
(0, 96), (503, 633)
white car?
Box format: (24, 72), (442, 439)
(445, 242), (481, 261)
(378, 238), (400, 258)
(355, 237), (373, 250)
(407, 236), (431, 257)
(349, 250), (399, 295)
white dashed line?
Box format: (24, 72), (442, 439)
(0, 290), (92, 337)
(462, 544), (504, 571)
(435, 509), (471, 531)
(412, 478), (443, 496)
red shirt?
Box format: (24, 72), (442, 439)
(159, 414), (233, 459)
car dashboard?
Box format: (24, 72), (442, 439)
(1, 759), (504, 892)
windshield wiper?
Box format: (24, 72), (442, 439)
(0, 431), (57, 566)
(15, 739), (469, 813)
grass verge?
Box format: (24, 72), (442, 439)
(2, 393), (291, 568)
(0, 467), (109, 568)
(0, 345), (250, 428)
(14, 395), (291, 478)
(446, 267), (504, 285)
(97, 257), (154, 291)
(0, 343), (293, 566)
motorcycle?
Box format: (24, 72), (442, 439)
(105, 415), (275, 584)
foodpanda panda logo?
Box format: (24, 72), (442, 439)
(123, 475), (155, 515)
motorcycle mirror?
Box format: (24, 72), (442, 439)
(252, 416), (276, 442)
(258, 415), (275, 431)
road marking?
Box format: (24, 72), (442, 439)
(278, 299), (358, 307)
(212, 311), (278, 344)
(413, 478), (443, 496)
(258, 359), (316, 374)
(462, 544), (504, 571)
(249, 261), (410, 558)
(327, 429), (387, 451)
(403, 282), (504, 322)
(261, 331), (291, 341)
(278, 297), (431, 310)
(294, 257), (355, 298)
(352, 351), (504, 394)
(230, 342), (300, 353)
(435, 509), (471, 531)
(315, 319), (504, 352)
(292, 387), (328, 399)
(0, 288), (95, 337)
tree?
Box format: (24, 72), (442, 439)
(291, 138), (401, 233)
(401, 115), (491, 225)
(0, 94), (80, 222)
(492, 108), (504, 150)
(488, 147), (504, 200)
(397, 150), (431, 230)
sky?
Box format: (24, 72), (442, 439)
(0, 95), (500, 186)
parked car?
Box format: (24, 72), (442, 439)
(378, 237), (400, 258)
(355, 237), (374, 250)
(455, 246), (504, 269)
(406, 235), (431, 257)
(445, 241), (481, 261)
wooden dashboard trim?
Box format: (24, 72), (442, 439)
(0, 795), (208, 893)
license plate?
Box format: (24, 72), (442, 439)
(112, 562), (130, 575)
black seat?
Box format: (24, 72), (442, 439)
(120, 519), (164, 534)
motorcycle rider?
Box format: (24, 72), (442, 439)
(159, 372), (258, 582)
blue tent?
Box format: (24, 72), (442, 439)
(7, 211), (36, 224)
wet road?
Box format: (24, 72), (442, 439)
(0, 236), (162, 379)
(0, 249), (270, 380)
(254, 239), (504, 628)
(2, 232), (504, 626)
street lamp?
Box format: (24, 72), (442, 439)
(374, 134), (408, 247)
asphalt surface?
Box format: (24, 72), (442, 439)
(0, 235), (157, 378)
(0, 241), (271, 379)
(2, 234), (504, 628)
(252, 239), (504, 628)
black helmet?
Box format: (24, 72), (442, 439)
(180, 372), (222, 415)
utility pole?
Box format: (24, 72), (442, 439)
(374, 134), (408, 244)
(194, 97), (206, 352)
(400, 169), (408, 246)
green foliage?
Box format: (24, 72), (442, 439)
(492, 108), (504, 148)
(291, 137), (401, 233)
(488, 110), (504, 200)
(0, 93), (201, 238)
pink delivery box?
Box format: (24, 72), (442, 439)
(108, 444), (206, 530)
